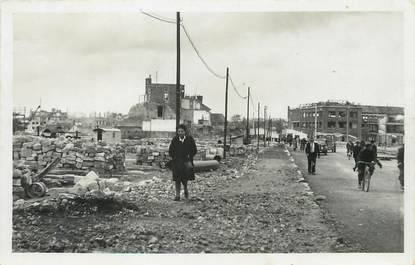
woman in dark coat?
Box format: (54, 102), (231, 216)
(168, 124), (197, 201)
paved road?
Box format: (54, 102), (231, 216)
(290, 146), (404, 252)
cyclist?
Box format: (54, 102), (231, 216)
(356, 142), (376, 189)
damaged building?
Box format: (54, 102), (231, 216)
(287, 100), (404, 145)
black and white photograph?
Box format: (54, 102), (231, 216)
(1, 1), (414, 265)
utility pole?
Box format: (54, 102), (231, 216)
(269, 116), (273, 145)
(346, 105), (350, 143)
(175, 12), (181, 131)
(314, 104), (317, 138)
(245, 87), (250, 144)
(257, 102), (260, 151)
(264, 106), (267, 147)
(223, 67), (229, 159)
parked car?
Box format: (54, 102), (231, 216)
(315, 133), (337, 155)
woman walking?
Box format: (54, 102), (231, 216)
(168, 124), (197, 201)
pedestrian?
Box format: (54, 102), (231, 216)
(352, 140), (362, 170)
(293, 136), (298, 151)
(305, 137), (320, 175)
(397, 144), (404, 190)
(168, 124), (197, 201)
(300, 138), (306, 151)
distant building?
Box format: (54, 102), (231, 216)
(287, 100), (404, 145)
(181, 95), (211, 126)
(142, 119), (177, 138)
(116, 118), (142, 139)
(210, 113), (225, 126)
(144, 75), (185, 115)
(93, 128), (122, 143)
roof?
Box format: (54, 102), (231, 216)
(361, 105), (404, 115)
(93, 128), (121, 132)
(200, 103), (211, 111)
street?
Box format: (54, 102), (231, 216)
(290, 146), (404, 252)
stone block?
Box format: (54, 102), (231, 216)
(94, 156), (105, 162)
(21, 148), (32, 158)
(32, 143), (42, 151)
(13, 152), (20, 160)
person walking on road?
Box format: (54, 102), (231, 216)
(168, 124), (197, 201)
(397, 144), (404, 191)
(305, 138), (320, 175)
(352, 140), (362, 171)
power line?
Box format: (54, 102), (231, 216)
(140, 10), (176, 24)
(228, 74), (247, 99)
(181, 23), (226, 79)
(140, 11), (252, 102)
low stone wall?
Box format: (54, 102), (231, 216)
(13, 136), (126, 177)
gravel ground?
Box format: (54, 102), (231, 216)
(12, 145), (358, 253)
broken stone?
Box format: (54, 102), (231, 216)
(148, 236), (159, 244)
(315, 195), (327, 201)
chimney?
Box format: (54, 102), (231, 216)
(145, 75), (152, 85)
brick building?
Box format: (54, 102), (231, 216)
(287, 100), (404, 145)
(144, 75), (184, 116)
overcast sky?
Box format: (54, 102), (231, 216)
(13, 12), (404, 119)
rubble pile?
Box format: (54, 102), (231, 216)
(12, 136), (126, 177)
(12, 145), (358, 253)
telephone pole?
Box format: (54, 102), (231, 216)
(245, 87), (250, 144)
(269, 116), (273, 145)
(257, 102), (260, 151)
(346, 105), (350, 143)
(263, 106), (267, 147)
(175, 12), (181, 131)
(223, 67), (229, 159)
(314, 104), (317, 138)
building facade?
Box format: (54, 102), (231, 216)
(287, 100), (404, 145)
(144, 75), (185, 115)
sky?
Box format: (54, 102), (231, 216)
(12, 12), (404, 119)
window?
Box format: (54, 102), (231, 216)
(338, 111), (346, 118)
(302, 122), (306, 128)
(328, 121), (336, 128)
(350, 112), (357, 118)
(157, 106), (163, 118)
(349, 122), (357, 129)
(369, 124), (378, 132)
(329, 111), (336, 118)
(338, 121), (346, 128)
(113, 132), (116, 138)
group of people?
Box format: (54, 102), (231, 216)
(347, 139), (404, 190)
(167, 125), (405, 202)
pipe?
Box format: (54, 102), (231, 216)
(193, 160), (220, 172)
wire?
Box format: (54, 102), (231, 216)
(181, 23), (226, 79)
(228, 74), (247, 99)
(140, 11), (253, 102)
(140, 10), (176, 24)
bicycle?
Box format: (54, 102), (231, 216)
(357, 161), (375, 192)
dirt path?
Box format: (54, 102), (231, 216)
(13, 145), (352, 253)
